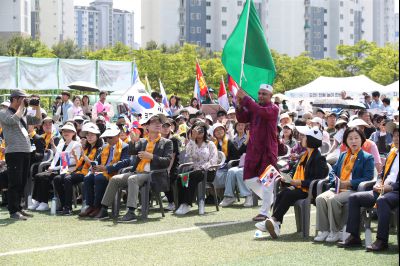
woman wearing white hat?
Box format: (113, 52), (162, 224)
(29, 123), (81, 212)
(53, 123), (103, 215)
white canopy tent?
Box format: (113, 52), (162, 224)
(284, 75), (385, 100)
(381, 81), (399, 98)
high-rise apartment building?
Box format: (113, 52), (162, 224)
(31, 0), (74, 47)
(0, 0), (31, 39)
(74, 0), (134, 50)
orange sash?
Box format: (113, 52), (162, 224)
(214, 137), (229, 158)
(100, 139), (123, 179)
(340, 149), (361, 181)
(383, 148), (398, 179)
(75, 147), (98, 176)
(136, 134), (161, 173)
(293, 149), (314, 192)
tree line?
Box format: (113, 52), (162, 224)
(0, 36), (398, 103)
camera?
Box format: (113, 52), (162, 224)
(90, 161), (98, 167)
(29, 98), (40, 107)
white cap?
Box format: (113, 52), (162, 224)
(259, 84), (273, 94)
(60, 122), (77, 133)
(296, 126), (323, 141)
(212, 123), (226, 136)
(227, 107), (236, 115)
(82, 122), (100, 135)
(311, 117), (323, 125)
(348, 119), (369, 128)
(139, 113), (166, 125)
(205, 115), (213, 123)
(280, 113), (290, 121)
(100, 124), (120, 138)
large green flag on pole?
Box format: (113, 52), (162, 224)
(222, 0), (276, 101)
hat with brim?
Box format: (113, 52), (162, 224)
(386, 122), (399, 135)
(311, 117), (323, 125)
(212, 123), (226, 136)
(96, 115), (106, 123)
(194, 121), (210, 130)
(303, 112), (313, 120)
(100, 124), (120, 138)
(140, 113), (167, 125)
(60, 122), (77, 133)
(73, 116), (84, 122)
(42, 116), (54, 124)
(205, 115), (214, 124)
(283, 124), (295, 131)
(280, 113), (290, 121)
(259, 84), (273, 94)
(227, 107), (236, 115)
(335, 119), (348, 127)
(316, 108), (326, 115)
(82, 122), (100, 135)
(348, 119), (369, 128)
(10, 89), (28, 98)
(61, 91), (71, 97)
(0, 101), (10, 107)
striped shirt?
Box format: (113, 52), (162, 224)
(0, 108), (42, 154)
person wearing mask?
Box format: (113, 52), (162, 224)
(0, 90), (42, 220)
(55, 91), (73, 124)
(314, 127), (374, 243)
(29, 123), (81, 212)
(53, 123), (103, 215)
(256, 126), (328, 238)
(95, 116), (107, 135)
(311, 117), (330, 143)
(92, 91), (114, 122)
(236, 85), (279, 222)
(67, 96), (84, 120)
(95, 114), (172, 221)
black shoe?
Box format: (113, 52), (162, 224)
(10, 212), (28, 221)
(95, 207), (109, 220)
(338, 235), (362, 248)
(62, 207), (73, 216)
(118, 211), (137, 223)
(20, 210), (34, 218)
(366, 239), (389, 252)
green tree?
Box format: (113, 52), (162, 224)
(52, 39), (82, 59)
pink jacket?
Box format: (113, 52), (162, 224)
(236, 96), (279, 180)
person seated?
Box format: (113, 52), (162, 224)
(338, 122), (399, 251)
(28, 125), (46, 166)
(314, 127), (374, 243)
(369, 118), (392, 155)
(311, 117), (330, 143)
(80, 124), (129, 218)
(282, 124), (297, 149)
(53, 123), (103, 215)
(255, 126), (328, 238)
(118, 123), (131, 144)
(175, 122), (218, 215)
(30, 123), (81, 211)
(212, 123), (240, 192)
(95, 114), (172, 221)
(41, 116), (60, 151)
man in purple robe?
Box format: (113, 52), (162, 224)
(236, 84), (279, 221)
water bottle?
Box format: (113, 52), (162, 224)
(199, 199), (205, 215)
(51, 196), (57, 215)
(365, 228), (372, 247)
(31, 143), (36, 152)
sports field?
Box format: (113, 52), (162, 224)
(0, 202), (398, 266)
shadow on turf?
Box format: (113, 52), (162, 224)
(194, 221), (255, 239)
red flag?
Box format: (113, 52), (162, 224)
(228, 75), (239, 97)
(196, 62), (208, 97)
(218, 78), (230, 111)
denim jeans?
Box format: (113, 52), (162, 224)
(223, 167), (252, 198)
(84, 173), (109, 207)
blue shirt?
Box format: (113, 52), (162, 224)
(370, 100), (384, 110)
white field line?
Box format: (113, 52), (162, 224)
(0, 211), (315, 257)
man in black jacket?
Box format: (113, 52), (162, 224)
(97, 114), (173, 222)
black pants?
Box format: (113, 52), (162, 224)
(53, 173), (84, 209)
(33, 171), (60, 203)
(346, 190), (399, 242)
(165, 172), (177, 204)
(177, 170), (215, 206)
(5, 152), (31, 214)
(272, 187), (308, 224)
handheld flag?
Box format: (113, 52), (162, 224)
(334, 174), (341, 194)
(222, 0), (276, 101)
(132, 62), (139, 85)
(228, 75), (239, 101)
(159, 80), (172, 116)
(196, 61), (209, 97)
(60, 152), (70, 175)
(179, 172), (190, 188)
(218, 77), (230, 111)
(145, 75), (152, 94)
(259, 165), (280, 188)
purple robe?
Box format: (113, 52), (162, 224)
(236, 96), (279, 180)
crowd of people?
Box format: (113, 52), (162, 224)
(0, 85), (398, 252)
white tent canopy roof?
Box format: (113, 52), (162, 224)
(381, 81), (399, 97)
(285, 75), (385, 99)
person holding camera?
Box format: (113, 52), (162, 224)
(92, 91), (114, 123)
(0, 90), (42, 220)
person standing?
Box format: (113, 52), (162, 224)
(54, 91), (73, 124)
(0, 90), (42, 220)
(236, 84), (280, 221)
(92, 91), (114, 122)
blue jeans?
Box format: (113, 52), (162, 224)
(223, 167), (251, 198)
(84, 173), (109, 208)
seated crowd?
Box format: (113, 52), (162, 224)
(0, 89), (398, 252)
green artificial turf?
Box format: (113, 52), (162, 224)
(0, 202), (398, 266)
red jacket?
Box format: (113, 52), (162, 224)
(236, 96), (279, 180)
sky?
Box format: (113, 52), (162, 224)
(73, 0), (141, 43)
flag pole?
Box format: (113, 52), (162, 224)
(239, 0), (252, 87)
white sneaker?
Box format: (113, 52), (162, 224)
(314, 231), (330, 242)
(162, 196), (168, 202)
(265, 218), (280, 239)
(255, 221), (267, 232)
(219, 197), (236, 207)
(165, 202), (175, 211)
(36, 202), (50, 211)
(243, 195), (253, 207)
(28, 201), (40, 210)
(326, 231), (341, 243)
(175, 204), (191, 215)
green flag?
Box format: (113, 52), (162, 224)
(179, 172), (190, 188)
(222, 0), (276, 101)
